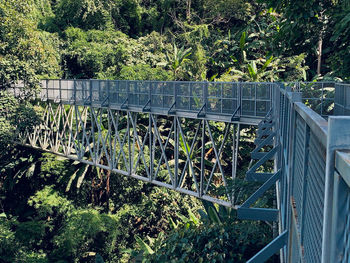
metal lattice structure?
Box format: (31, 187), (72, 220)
(8, 80), (350, 262)
(19, 104), (243, 207)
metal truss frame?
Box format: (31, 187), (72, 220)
(10, 80), (350, 262)
(19, 102), (246, 208)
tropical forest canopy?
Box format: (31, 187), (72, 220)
(1, 0), (349, 87)
(0, 0), (349, 262)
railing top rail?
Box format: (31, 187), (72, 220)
(335, 150), (350, 187)
(41, 79), (279, 85)
(294, 101), (328, 147)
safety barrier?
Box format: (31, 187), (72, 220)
(37, 79), (277, 124)
(276, 85), (350, 263)
(334, 83), (350, 116)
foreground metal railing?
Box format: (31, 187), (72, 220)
(334, 83), (350, 116)
(274, 85), (350, 263)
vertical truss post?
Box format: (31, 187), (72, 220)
(91, 107), (96, 164)
(231, 123), (240, 204)
(254, 83), (257, 117)
(220, 82), (223, 114)
(204, 82), (208, 114)
(200, 119), (205, 197)
(189, 82), (192, 111)
(74, 104), (79, 158)
(149, 114), (152, 181)
(151, 114), (156, 180)
(174, 116), (179, 188)
(127, 110), (131, 176)
(149, 81), (152, 108)
(108, 109), (112, 169)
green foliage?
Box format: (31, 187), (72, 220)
(0, 91), (17, 150)
(15, 103), (43, 134)
(0, 215), (49, 263)
(55, 0), (114, 31)
(202, 0), (250, 25)
(14, 220), (46, 247)
(28, 186), (73, 218)
(119, 64), (172, 81)
(52, 209), (119, 262)
(0, 216), (17, 262)
(0, 0), (61, 79)
(62, 28), (169, 79)
(0, 92), (43, 155)
(217, 31), (308, 82)
(146, 219), (272, 262)
(164, 43), (192, 80)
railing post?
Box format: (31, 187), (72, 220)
(322, 117), (350, 263)
(149, 81), (152, 107)
(107, 80), (110, 106)
(74, 79), (76, 103)
(173, 82), (177, 110)
(89, 79), (92, 105)
(99, 80), (101, 104)
(59, 79), (62, 102)
(238, 82), (241, 116)
(46, 79), (49, 101)
(203, 82), (207, 114)
(127, 81), (130, 106)
(189, 82), (192, 111)
(116, 80), (119, 104)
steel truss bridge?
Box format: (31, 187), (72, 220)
(9, 80), (350, 262)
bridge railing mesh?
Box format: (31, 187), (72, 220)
(334, 83), (350, 116)
(286, 82), (335, 117)
(277, 85), (350, 262)
(39, 79), (276, 119)
(332, 151), (350, 263)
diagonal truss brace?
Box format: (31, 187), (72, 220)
(238, 108), (281, 221)
(247, 230), (288, 263)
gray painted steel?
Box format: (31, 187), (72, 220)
(10, 80), (350, 262)
(276, 83), (350, 263)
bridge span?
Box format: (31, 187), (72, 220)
(9, 80), (350, 262)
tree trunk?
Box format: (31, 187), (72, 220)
(186, 0), (191, 21)
(317, 35), (322, 76)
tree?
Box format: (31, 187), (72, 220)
(0, 0), (61, 90)
(262, 0), (337, 78)
(54, 0), (114, 31)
